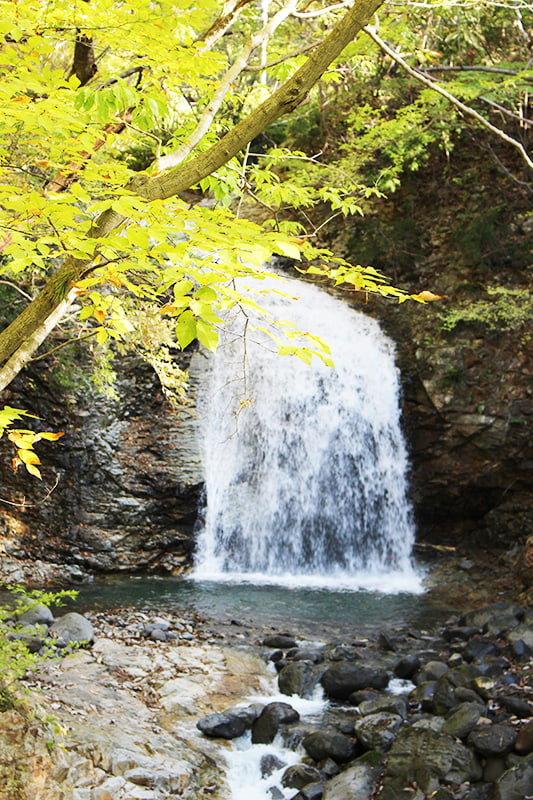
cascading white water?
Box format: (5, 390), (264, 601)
(194, 274), (419, 589)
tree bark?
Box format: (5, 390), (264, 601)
(0, 0), (383, 383)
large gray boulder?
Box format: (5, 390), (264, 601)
(278, 661), (318, 698)
(303, 730), (357, 764)
(441, 702), (482, 739)
(321, 663), (389, 700)
(196, 711), (248, 739)
(493, 754), (533, 800)
(322, 763), (381, 800)
(251, 702), (300, 744)
(49, 612), (94, 645)
(386, 727), (482, 785)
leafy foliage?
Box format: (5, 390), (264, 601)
(0, 588), (76, 710)
(0, 0), (529, 476)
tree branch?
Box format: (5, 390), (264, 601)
(197, 0), (255, 53)
(157, 0), (300, 171)
(364, 25), (533, 171)
(0, 0), (384, 382)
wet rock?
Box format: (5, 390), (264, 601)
(252, 702), (300, 744)
(378, 776), (426, 800)
(441, 702), (482, 739)
(263, 634), (297, 649)
(498, 695), (532, 718)
(260, 754), (286, 778)
(415, 661), (449, 684)
(286, 647), (325, 664)
(467, 724), (516, 757)
(493, 755), (533, 800)
(358, 694), (408, 719)
(463, 637), (498, 662)
(393, 654), (421, 679)
(411, 681), (436, 712)
(515, 718), (533, 754)
(321, 762), (381, 800)
(349, 690), (379, 706)
(282, 764), (321, 789)
(278, 661), (318, 698)
(303, 730), (357, 763)
(471, 676), (496, 700)
(49, 612), (95, 645)
(299, 780), (326, 800)
(460, 603), (522, 630)
(354, 712), (403, 751)
(482, 756), (507, 782)
(504, 623), (533, 651)
(386, 727), (482, 784)
(432, 676), (457, 715)
(196, 711), (248, 739)
(321, 663), (389, 700)
(150, 629), (167, 642)
(443, 626), (481, 643)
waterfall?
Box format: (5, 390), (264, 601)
(194, 274), (419, 590)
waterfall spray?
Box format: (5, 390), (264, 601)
(194, 275), (418, 589)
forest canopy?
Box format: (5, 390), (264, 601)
(0, 0), (530, 471)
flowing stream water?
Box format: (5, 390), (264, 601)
(194, 273), (420, 592)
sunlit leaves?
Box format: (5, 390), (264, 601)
(0, 407), (64, 479)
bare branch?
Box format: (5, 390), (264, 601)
(364, 24), (533, 171)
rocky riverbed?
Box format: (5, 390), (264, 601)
(1, 597), (533, 800)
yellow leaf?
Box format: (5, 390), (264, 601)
(18, 449), (41, 466)
(94, 308), (106, 323)
(38, 432), (64, 441)
(25, 463), (42, 479)
(412, 290), (446, 302)
(11, 456), (22, 472)
(7, 431), (38, 449)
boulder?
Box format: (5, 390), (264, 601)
(16, 604), (54, 626)
(303, 730), (357, 763)
(282, 764), (321, 789)
(321, 663), (389, 700)
(358, 694), (408, 719)
(504, 623), (533, 651)
(386, 727), (482, 784)
(263, 634), (297, 649)
(49, 612), (94, 645)
(260, 753), (286, 778)
(196, 711), (248, 739)
(468, 724), (516, 757)
(353, 713), (403, 752)
(252, 702), (300, 744)
(322, 763), (382, 800)
(278, 661), (317, 698)
(515, 718), (533, 754)
(415, 661), (449, 684)
(498, 695), (532, 718)
(393, 654), (421, 680)
(493, 755), (533, 800)
(441, 702), (482, 739)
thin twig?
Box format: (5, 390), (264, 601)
(29, 331), (98, 362)
(0, 474), (60, 508)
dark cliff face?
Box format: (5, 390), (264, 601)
(0, 352), (204, 579)
(325, 145), (532, 553)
